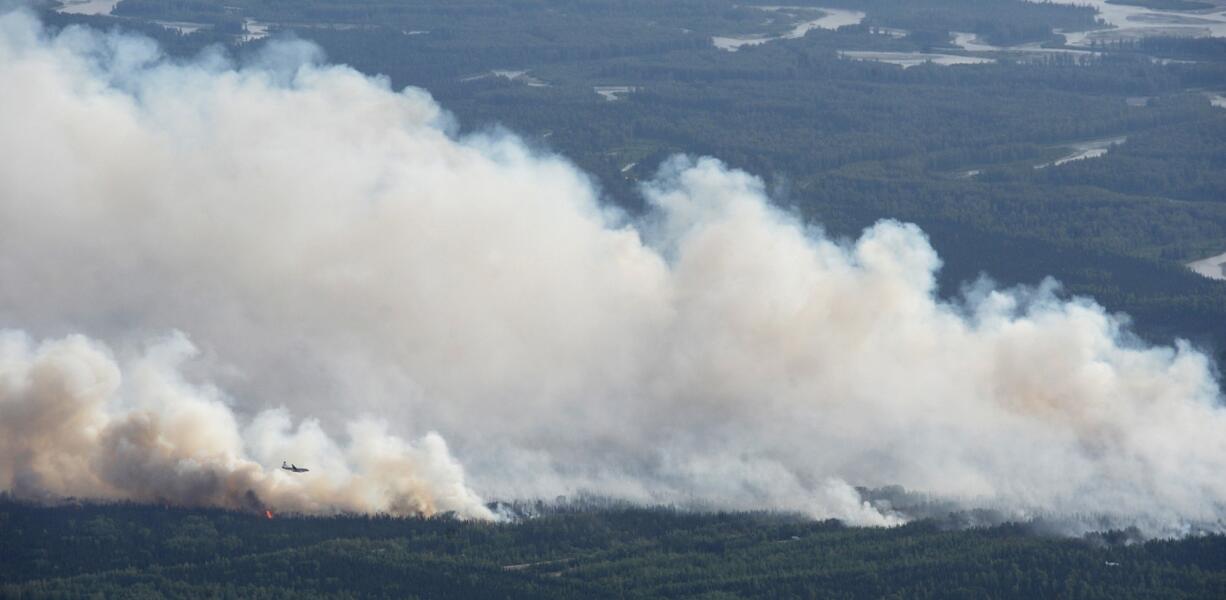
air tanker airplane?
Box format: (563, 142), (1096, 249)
(281, 461), (309, 473)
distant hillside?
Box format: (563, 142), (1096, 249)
(3, 500), (1225, 598)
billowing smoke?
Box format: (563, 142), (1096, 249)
(1, 10), (1224, 535)
(0, 330), (493, 518)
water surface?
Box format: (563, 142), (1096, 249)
(839, 51), (996, 68)
(1188, 251), (1226, 281)
(594, 86), (638, 101)
(1034, 135), (1127, 169)
(1035, 0), (1226, 45)
(55, 0), (117, 16)
(713, 6), (866, 51)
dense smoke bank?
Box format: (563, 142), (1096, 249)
(1, 10), (1224, 535)
(0, 331), (492, 518)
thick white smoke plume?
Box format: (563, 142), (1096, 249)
(0, 330), (491, 518)
(1, 10), (1224, 535)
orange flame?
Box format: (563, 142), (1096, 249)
(265, 510), (274, 520)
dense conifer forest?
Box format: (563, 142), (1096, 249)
(3, 500), (1226, 599)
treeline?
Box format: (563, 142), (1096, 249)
(1137, 36), (1226, 62)
(1107, 0), (1215, 10)
(110, 0), (833, 37)
(816, 0), (1099, 45)
(41, 9), (237, 53)
(1026, 116), (1226, 203)
(3, 500), (1225, 598)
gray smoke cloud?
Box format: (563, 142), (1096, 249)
(1, 10), (1224, 535)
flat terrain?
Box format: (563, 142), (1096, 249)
(3, 501), (1226, 598)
